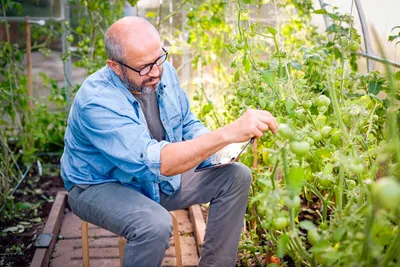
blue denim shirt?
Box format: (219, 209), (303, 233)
(60, 61), (212, 203)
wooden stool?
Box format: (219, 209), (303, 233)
(81, 211), (183, 267)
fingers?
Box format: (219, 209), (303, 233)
(253, 110), (277, 134)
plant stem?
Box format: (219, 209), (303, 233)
(305, 181), (328, 222)
(360, 204), (375, 263)
(269, 159), (279, 190)
(281, 146), (288, 185)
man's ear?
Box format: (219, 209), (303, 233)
(106, 59), (122, 76)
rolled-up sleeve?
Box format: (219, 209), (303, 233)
(80, 101), (170, 183)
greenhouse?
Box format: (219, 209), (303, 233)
(1, 0), (400, 266)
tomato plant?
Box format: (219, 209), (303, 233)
(221, 1), (400, 266)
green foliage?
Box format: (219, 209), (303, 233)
(188, 0), (400, 266)
(0, 0), (130, 218)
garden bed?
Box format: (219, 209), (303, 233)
(0, 169), (65, 267)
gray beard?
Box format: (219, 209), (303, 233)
(121, 67), (161, 94)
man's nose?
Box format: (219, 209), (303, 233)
(148, 64), (160, 77)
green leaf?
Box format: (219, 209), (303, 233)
(395, 71), (400, 81)
(285, 98), (296, 113)
(233, 70), (239, 82)
(368, 79), (384, 95)
(327, 13), (341, 20)
(299, 220), (316, 230)
(323, 163), (333, 174)
(277, 233), (289, 258)
(261, 70), (275, 86)
(15, 202), (33, 210)
(231, 59), (237, 68)
(286, 167), (305, 194)
(242, 54), (251, 73)
(259, 98), (267, 109)
(290, 61), (302, 70)
(314, 9), (327, 15)
(266, 27), (277, 35)
(388, 35), (399, 42)
(146, 11), (157, 19)
(332, 228), (346, 243)
(2, 226), (19, 233)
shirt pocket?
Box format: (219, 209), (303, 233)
(169, 114), (183, 141)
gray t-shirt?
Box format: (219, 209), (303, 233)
(72, 90), (165, 191)
(134, 91), (166, 142)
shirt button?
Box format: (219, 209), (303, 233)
(140, 153), (144, 158)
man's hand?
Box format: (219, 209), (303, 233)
(225, 109), (277, 143)
(160, 109), (277, 176)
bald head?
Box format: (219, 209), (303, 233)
(105, 16), (161, 62)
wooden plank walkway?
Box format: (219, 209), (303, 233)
(49, 209), (200, 267)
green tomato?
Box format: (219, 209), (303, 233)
(348, 162), (364, 174)
(284, 195), (301, 209)
(349, 41), (360, 52)
(331, 130), (341, 145)
(273, 217), (289, 230)
(315, 95), (331, 107)
(227, 44), (238, 54)
(261, 220), (271, 230)
(306, 137), (314, 146)
(321, 126), (332, 138)
(302, 100), (312, 109)
(290, 141), (310, 156)
(310, 131), (322, 142)
(236, 40), (245, 50)
(295, 109), (306, 120)
(66, 34), (74, 43)
(339, 36), (349, 46)
(318, 174), (333, 187)
(355, 232), (364, 240)
(202, 103), (213, 114)
(307, 229), (320, 246)
(187, 10), (195, 19)
(277, 123), (294, 140)
(372, 177), (400, 211)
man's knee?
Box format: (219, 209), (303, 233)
(232, 163), (252, 187)
(124, 208), (173, 242)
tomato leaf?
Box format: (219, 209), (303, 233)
(368, 79), (384, 95)
(395, 71), (400, 81)
(266, 26), (277, 35)
(286, 167), (305, 194)
(285, 98), (296, 114)
(327, 13), (341, 21)
(242, 54), (251, 73)
(290, 61), (302, 70)
(277, 233), (289, 258)
(259, 98), (267, 109)
(299, 220), (316, 231)
(233, 70), (239, 82)
(261, 70), (275, 86)
(314, 9), (327, 15)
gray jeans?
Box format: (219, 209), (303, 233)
(68, 163), (252, 267)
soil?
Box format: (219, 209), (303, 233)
(0, 163), (65, 267)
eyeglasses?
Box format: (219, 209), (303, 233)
(116, 47), (168, 76)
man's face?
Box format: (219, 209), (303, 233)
(119, 45), (164, 94)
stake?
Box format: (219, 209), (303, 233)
(25, 16), (33, 111)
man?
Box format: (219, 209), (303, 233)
(61, 16), (277, 267)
